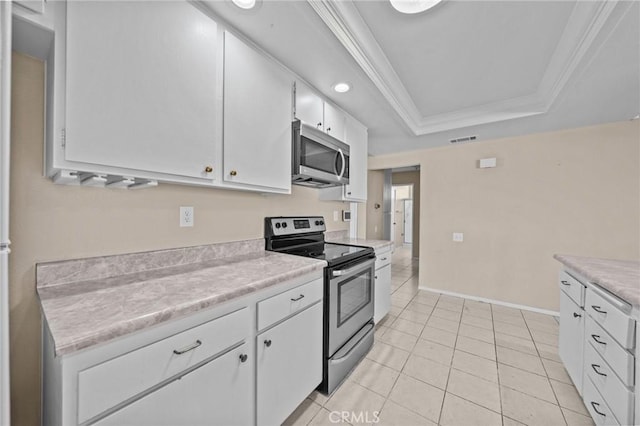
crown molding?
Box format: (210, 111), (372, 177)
(308, 0), (628, 136)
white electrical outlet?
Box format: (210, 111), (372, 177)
(453, 232), (464, 242)
(180, 207), (194, 227)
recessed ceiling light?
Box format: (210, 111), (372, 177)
(231, 0), (256, 10)
(333, 83), (351, 93)
(390, 0), (443, 14)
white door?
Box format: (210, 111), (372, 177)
(294, 81), (324, 129)
(403, 199), (413, 244)
(65, 1), (217, 179)
(559, 291), (585, 394)
(394, 200), (404, 247)
(323, 103), (346, 142)
(95, 344), (252, 426)
(257, 303), (323, 426)
(223, 32), (292, 191)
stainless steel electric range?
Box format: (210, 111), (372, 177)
(265, 216), (375, 394)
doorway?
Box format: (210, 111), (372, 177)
(391, 184), (413, 249)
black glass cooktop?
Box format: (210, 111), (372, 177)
(279, 242), (373, 267)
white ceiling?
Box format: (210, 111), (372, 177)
(201, 0), (640, 156)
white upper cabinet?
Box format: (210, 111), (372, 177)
(294, 82), (324, 130)
(319, 115), (368, 203)
(323, 102), (346, 143)
(223, 31), (292, 193)
(64, 1), (217, 181)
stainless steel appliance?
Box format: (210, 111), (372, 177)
(291, 120), (350, 188)
(265, 217), (374, 394)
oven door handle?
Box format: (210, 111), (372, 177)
(331, 258), (374, 278)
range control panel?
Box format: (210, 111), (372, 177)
(265, 216), (326, 237)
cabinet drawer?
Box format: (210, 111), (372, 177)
(585, 287), (635, 350)
(585, 316), (635, 387)
(584, 376), (621, 426)
(559, 270), (586, 307)
(375, 251), (392, 271)
(584, 343), (634, 426)
(257, 279), (323, 331)
(78, 307), (249, 424)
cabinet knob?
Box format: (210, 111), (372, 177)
(239, 354), (248, 363)
(375, 276), (378, 279)
(264, 339), (272, 347)
(316, 122), (322, 129)
(204, 166), (213, 173)
(326, 127), (331, 132)
(230, 170), (238, 176)
(573, 312), (582, 318)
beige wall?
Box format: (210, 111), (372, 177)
(369, 120), (640, 312)
(365, 170), (384, 240)
(392, 171), (420, 258)
(9, 53), (348, 425)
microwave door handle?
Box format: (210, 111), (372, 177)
(333, 151), (341, 177)
(338, 149), (346, 179)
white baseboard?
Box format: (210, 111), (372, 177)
(420, 286), (559, 317)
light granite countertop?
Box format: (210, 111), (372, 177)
(37, 240), (326, 356)
(554, 254), (640, 308)
(325, 232), (394, 252)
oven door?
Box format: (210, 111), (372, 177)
(328, 257), (375, 356)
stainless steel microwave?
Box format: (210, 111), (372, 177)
(291, 119), (350, 188)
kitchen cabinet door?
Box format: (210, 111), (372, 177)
(295, 81), (324, 130)
(256, 302), (323, 426)
(64, 1), (217, 180)
(374, 264), (391, 323)
(323, 102), (346, 142)
(223, 31), (292, 192)
(344, 118), (368, 202)
(94, 344), (251, 426)
(559, 290), (585, 394)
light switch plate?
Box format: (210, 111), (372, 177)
(180, 207), (194, 227)
(453, 232), (464, 242)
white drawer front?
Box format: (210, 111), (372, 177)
(78, 307), (249, 424)
(257, 279), (323, 331)
(584, 343), (634, 426)
(559, 270), (586, 307)
(584, 377), (621, 426)
(585, 287), (635, 350)
(585, 316), (635, 387)
(375, 251), (391, 271)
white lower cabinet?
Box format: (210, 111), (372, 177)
(373, 248), (392, 324)
(558, 267), (636, 426)
(94, 344), (251, 426)
(559, 290), (585, 394)
(256, 302), (323, 426)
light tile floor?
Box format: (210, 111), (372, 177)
(284, 246), (593, 426)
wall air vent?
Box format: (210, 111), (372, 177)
(449, 135), (477, 144)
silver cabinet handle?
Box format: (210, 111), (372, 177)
(573, 312), (582, 318)
(561, 280), (570, 286)
(173, 340), (202, 355)
(316, 122), (322, 129)
(591, 364), (607, 377)
(590, 402), (606, 417)
(264, 339), (272, 347)
(381, 257), (388, 261)
(290, 294), (305, 302)
(326, 127), (332, 133)
(591, 334), (607, 345)
(591, 305), (607, 314)
(239, 354), (248, 363)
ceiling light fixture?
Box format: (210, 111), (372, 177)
(390, 0), (443, 14)
(231, 0), (256, 10)
(333, 82), (351, 93)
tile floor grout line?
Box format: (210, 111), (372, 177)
(489, 301), (506, 426)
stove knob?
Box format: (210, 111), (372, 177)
(275, 223), (281, 229)
(315, 220), (321, 226)
(282, 222), (288, 228)
(319, 220), (324, 226)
